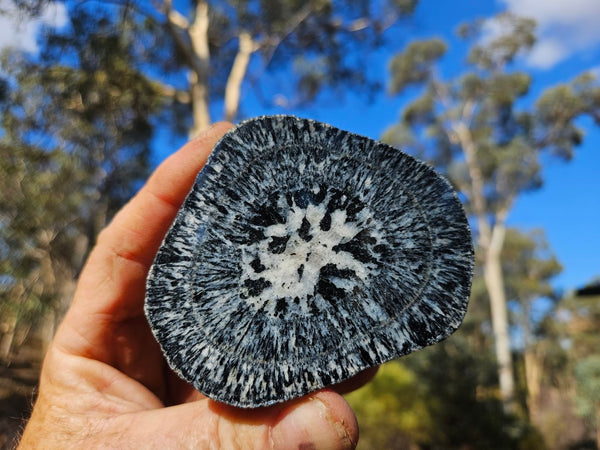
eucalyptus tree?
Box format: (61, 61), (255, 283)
(0, 17), (161, 358)
(384, 12), (600, 408)
(501, 228), (561, 418)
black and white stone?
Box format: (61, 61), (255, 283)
(145, 115), (474, 408)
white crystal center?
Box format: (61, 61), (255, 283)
(239, 191), (382, 316)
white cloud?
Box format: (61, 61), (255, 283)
(501, 0), (600, 69)
(0, 0), (67, 54)
(526, 39), (568, 69)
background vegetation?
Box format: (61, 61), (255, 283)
(1, 0), (599, 448)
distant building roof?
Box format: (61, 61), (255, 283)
(576, 284), (600, 297)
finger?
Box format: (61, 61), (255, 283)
(270, 390), (357, 449)
(117, 390), (358, 449)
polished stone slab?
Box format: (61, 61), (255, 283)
(145, 115), (474, 408)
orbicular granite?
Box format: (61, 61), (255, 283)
(145, 115), (474, 408)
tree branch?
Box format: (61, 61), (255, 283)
(151, 0), (212, 134)
(224, 31), (258, 122)
(260, 5), (314, 70)
(187, 0), (211, 135)
(161, 0), (188, 29)
(158, 0), (194, 68)
(75, 0), (159, 25)
(156, 83), (191, 104)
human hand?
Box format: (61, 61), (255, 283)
(19, 122), (376, 449)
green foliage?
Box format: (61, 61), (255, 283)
(534, 72), (600, 159)
(401, 91), (435, 126)
(405, 334), (526, 449)
(549, 284), (600, 443)
(196, 0), (419, 110)
(346, 362), (434, 448)
(388, 38), (447, 94)
(0, 7), (163, 355)
(349, 325), (547, 449)
(502, 229), (562, 306)
(0, 139), (91, 355)
(575, 355), (600, 423)
(465, 13), (535, 70)
(2, 3), (597, 447)
(2, 8), (161, 212)
(562, 286), (600, 369)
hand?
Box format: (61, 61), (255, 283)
(19, 123), (376, 449)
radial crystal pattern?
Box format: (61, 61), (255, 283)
(145, 115), (474, 408)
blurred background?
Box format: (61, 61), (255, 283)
(1, 0), (599, 448)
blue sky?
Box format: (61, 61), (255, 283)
(4, 0), (598, 291)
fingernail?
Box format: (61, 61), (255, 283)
(272, 396), (355, 450)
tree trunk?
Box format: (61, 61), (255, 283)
(189, 72), (211, 137)
(0, 314), (17, 363)
(224, 31), (256, 122)
(453, 121), (516, 411)
(14, 321), (32, 348)
(0, 280), (27, 363)
(483, 222), (515, 410)
(38, 309), (56, 357)
(521, 298), (542, 422)
(524, 348), (542, 420)
(188, 0), (211, 137)
(596, 404), (600, 450)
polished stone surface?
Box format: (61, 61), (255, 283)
(145, 115), (474, 408)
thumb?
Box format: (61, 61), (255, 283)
(269, 390), (358, 449)
(122, 390), (358, 449)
